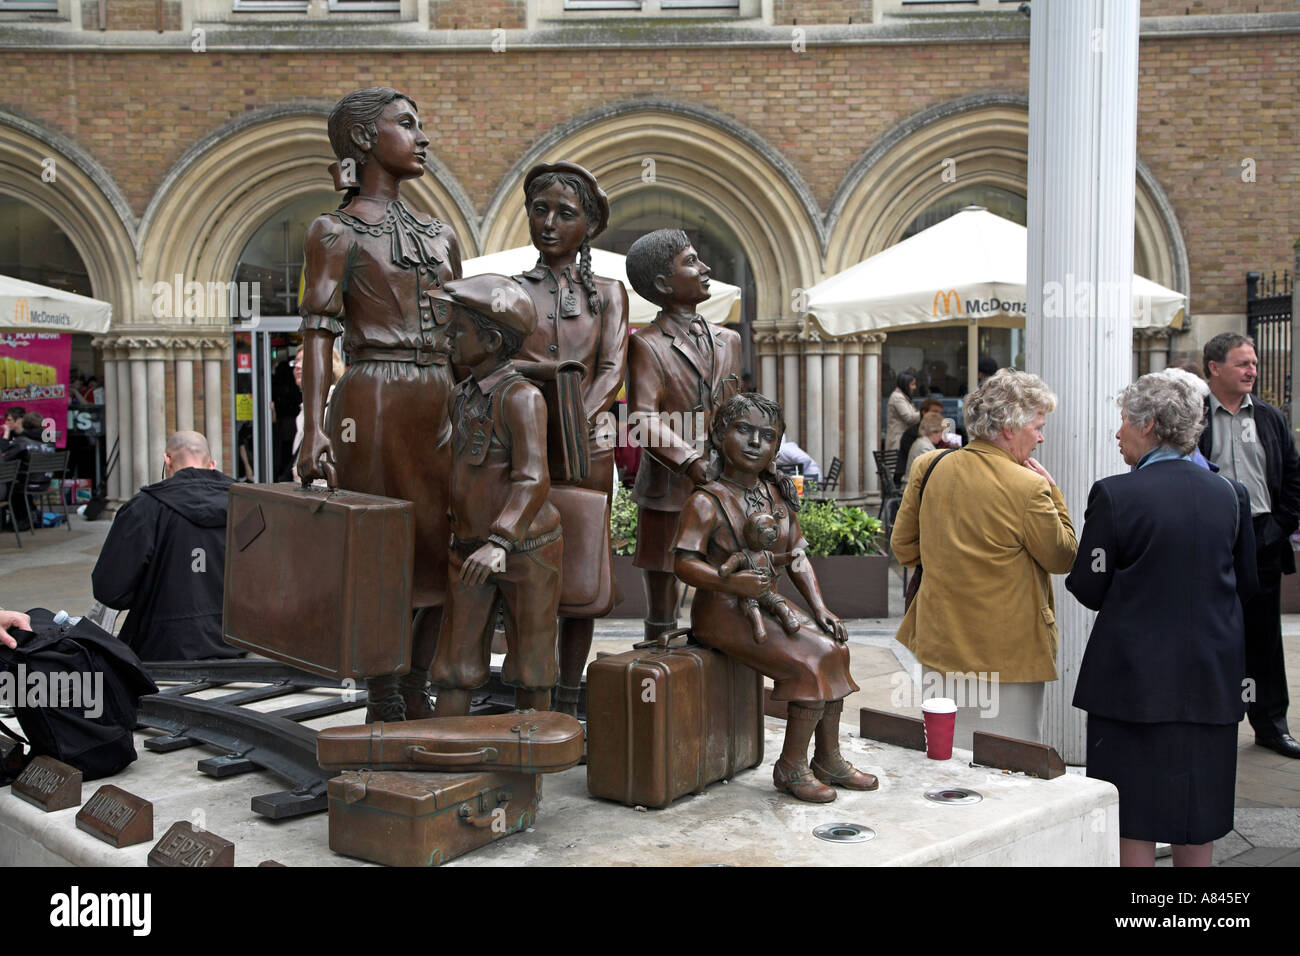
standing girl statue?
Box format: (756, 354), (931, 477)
(513, 161), (629, 715)
(297, 87), (462, 722)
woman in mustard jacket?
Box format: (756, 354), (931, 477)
(891, 369), (1077, 749)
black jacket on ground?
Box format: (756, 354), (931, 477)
(1066, 459), (1258, 724)
(1198, 394), (1300, 574)
(92, 467), (243, 661)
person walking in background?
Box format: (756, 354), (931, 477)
(885, 372), (919, 451)
(1198, 332), (1300, 759)
(891, 370), (1076, 749)
(1067, 373), (1257, 866)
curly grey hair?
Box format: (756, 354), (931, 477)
(963, 369), (1058, 442)
(1118, 373), (1205, 455)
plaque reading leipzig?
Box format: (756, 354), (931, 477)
(148, 821), (235, 868)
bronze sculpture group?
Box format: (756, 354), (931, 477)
(295, 88), (877, 809)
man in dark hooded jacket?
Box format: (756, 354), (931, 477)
(92, 430), (243, 661)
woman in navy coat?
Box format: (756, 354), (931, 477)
(1066, 372), (1258, 867)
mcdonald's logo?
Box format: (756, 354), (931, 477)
(13, 298), (29, 325)
(932, 289), (962, 317)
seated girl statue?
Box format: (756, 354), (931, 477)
(672, 392), (879, 803)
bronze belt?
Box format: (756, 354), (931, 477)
(349, 345), (443, 367)
(452, 529), (561, 555)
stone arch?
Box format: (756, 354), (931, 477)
(138, 103), (481, 326)
(826, 93), (1188, 298)
(478, 101), (824, 321)
(0, 109), (137, 317)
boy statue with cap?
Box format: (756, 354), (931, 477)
(429, 274), (564, 716)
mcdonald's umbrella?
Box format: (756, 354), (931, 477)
(459, 246), (742, 328)
(0, 274), (112, 334)
(803, 207), (1186, 337)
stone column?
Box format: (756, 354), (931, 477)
(843, 336), (863, 495)
(803, 332), (824, 470)
(147, 355), (166, 475)
(114, 346), (133, 500)
(129, 351), (150, 492)
(93, 340), (118, 500)
(756, 330), (780, 402)
(780, 331), (801, 444)
(203, 345), (225, 473)
(862, 332), (885, 493)
(821, 345), (841, 490)
(1026, 0), (1139, 763)
(175, 356), (194, 432)
(1147, 329), (1169, 372)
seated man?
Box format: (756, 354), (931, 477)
(775, 435), (821, 482)
(92, 430), (243, 661)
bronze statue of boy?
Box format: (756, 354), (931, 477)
(429, 275), (563, 717)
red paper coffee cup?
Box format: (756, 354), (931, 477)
(921, 697), (957, 760)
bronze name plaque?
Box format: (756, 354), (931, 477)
(12, 756), (83, 812)
(75, 785), (154, 847)
(148, 821), (235, 868)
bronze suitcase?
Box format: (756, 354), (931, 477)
(327, 769), (540, 867)
(586, 630), (764, 809)
(317, 712), (584, 774)
(223, 482), (414, 679)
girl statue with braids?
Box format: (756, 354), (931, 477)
(672, 393), (880, 803)
(297, 87), (462, 723)
(513, 161), (630, 716)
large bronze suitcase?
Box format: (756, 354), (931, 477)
(327, 769), (540, 867)
(317, 712), (584, 774)
(586, 630), (764, 809)
(223, 482), (414, 679)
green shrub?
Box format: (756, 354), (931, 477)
(610, 485), (638, 556)
(797, 500), (885, 557)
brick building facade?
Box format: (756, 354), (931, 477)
(1, 0), (1295, 497)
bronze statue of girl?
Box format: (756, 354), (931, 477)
(297, 87), (462, 722)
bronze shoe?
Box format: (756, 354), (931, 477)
(810, 755), (879, 791)
(398, 671), (435, 721)
(773, 756), (837, 803)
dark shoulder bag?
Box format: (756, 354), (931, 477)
(902, 448), (959, 612)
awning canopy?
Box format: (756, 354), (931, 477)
(804, 207), (1186, 337)
(0, 274), (112, 334)
(461, 246), (742, 327)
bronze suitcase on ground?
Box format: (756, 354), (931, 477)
(586, 630), (764, 809)
(317, 712), (584, 774)
(223, 482), (414, 679)
(327, 769), (540, 867)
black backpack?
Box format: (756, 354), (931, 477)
(0, 608), (158, 781)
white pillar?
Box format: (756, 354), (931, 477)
(204, 357), (224, 472)
(863, 333), (884, 493)
(843, 337), (862, 495)
(147, 357), (166, 484)
(757, 331), (779, 402)
(114, 350), (133, 500)
(98, 349), (119, 500)
(781, 332), (801, 444)
(803, 333), (824, 472)
(130, 357), (149, 492)
(175, 358), (194, 432)
(1027, 0), (1139, 763)
(821, 347), (841, 490)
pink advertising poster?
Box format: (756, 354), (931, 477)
(0, 331), (71, 448)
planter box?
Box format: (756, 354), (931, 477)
(608, 552), (890, 621)
(777, 553), (891, 620)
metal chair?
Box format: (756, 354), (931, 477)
(820, 456), (842, 493)
(872, 449), (902, 520)
(0, 459), (22, 548)
(23, 450), (70, 532)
